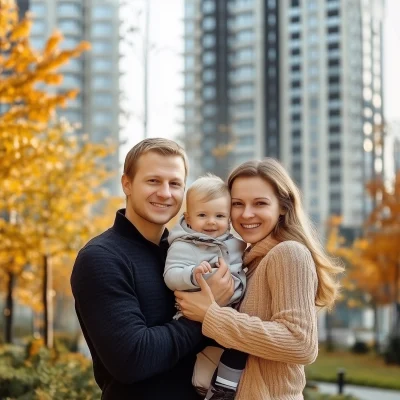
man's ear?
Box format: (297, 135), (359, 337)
(121, 174), (132, 197)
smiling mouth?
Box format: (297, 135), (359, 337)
(241, 223), (261, 229)
(150, 202), (171, 208)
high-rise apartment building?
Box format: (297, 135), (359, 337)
(183, 0), (385, 229)
(29, 0), (120, 194)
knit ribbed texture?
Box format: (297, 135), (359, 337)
(71, 210), (203, 400)
(202, 237), (318, 400)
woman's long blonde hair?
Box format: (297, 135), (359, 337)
(227, 158), (344, 309)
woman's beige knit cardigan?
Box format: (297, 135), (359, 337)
(202, 236), (319, 400)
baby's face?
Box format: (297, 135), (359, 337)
(185, 194), (230, 238)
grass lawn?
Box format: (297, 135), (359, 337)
(306, 348), (400, 390)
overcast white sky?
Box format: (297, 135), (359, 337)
(120, 0), (400, 154)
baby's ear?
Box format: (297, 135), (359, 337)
(183, 212), (190, 225)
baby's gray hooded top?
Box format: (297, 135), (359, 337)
(164, 215), (247, 306)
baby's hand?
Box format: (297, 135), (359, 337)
(193, 261), (212, 276)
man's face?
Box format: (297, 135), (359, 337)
(123, 151), (186, 229)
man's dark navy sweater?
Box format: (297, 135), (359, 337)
(71, 209), (204, 399)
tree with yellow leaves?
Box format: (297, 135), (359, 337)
(327, 172), (400, 350)
(0, 0), (90, 185)
(0, 118), (118, 346)
(0, 0), (105, 346)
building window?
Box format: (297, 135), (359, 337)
(329, 142), (341, 151)
(93, 75), (112, 90)
(203, 34), (216, 48)
(235, 119), (254, 129)
(202, 0), (216, 13)
(235, 101), (254, 112)
(203, 104), (217, 116)
(92, 41), (112, 54)
(237, 30), (254, 42)
(93, 113), (113, 125)
(92, 5), (113, 18)
(203, 51), (216, 65)
(92, 59), (112, 72)
(203, 69), (216, 82)
(203, 122), (216, 133)
(291, 64), (301, 72)
(203, 16), (216, 30)
(330, 158), (341, 167)
(328, 43), (340, 50)
(32, 2), (47, 16)
(203, 86), (216, 99)
(328, 26), (339, 34)
(92, 23), (112, 37)
(292, 129), (301, 138)
(327, 9), (340, 17)
(236, 48), (254, 62)
(93, 95), (113, 107)
(291, 97), (301, 105)
(291, 80), (301, 88)
(236, 13), (254, 27)
(31, 20), (46, 35)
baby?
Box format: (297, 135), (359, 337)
(164, 173), (247, 400)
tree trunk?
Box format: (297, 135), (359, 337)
(43, 254), (54, 348)
(392, 261), (400, 336)
(4, 271), (16, 344)
(373, 303), (380, 353)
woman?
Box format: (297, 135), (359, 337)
(175, 159), (343, 400)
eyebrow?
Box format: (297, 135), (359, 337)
(144, 175), (184, 182)
(196, 211), (228, 215)
(231, 197), (270, 201)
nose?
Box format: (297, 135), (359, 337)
(241, 205), (255, 219)
(156, 182), (172, 199)
(206, 217), (217, 225)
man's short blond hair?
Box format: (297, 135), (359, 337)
(124, 138), (189, 180)
(186, 173), (230, 204)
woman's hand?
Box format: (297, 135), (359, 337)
(175, 272), (216, 323)
(206, 257), (234, 306)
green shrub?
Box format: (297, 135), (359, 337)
(351, 341), (369, 354)
(384, 335), (400, 365)
(304, 388), (359, 400)
(0, 344), (100, 400)
(53, 332), (79, 353)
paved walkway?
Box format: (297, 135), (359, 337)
(316, 382), (400, 400)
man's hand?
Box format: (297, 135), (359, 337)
(205, 257), (234, 306)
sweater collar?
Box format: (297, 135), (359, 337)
(112, 209), (169, 250)
(243, 235), (280, 277)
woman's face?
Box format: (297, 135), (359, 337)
(230, 176), (282, 245)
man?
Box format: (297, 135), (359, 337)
(71, 138), (234, 399)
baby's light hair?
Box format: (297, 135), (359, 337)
(186, 173), (230, 205)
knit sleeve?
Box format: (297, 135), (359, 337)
(202, 241), (318, 365)
(164, 240), (199, 290)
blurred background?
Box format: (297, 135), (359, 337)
(1, 0), (400, 399)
